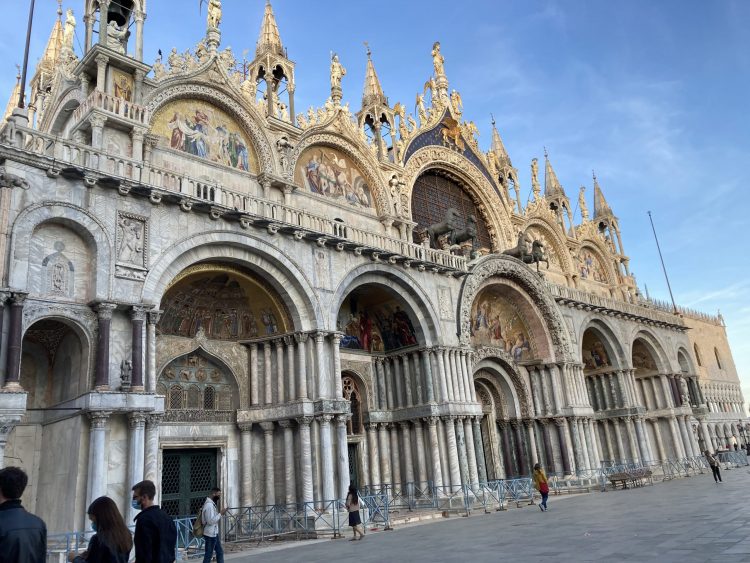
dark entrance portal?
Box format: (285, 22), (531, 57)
(161, 448), (217, 517)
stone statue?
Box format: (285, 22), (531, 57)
(241, 77), (257, 100)
(450, 89), (462, 116)
(117, 216), (143, 263)
(330, 53), (346, 89)
(531, 158), (540, 199)
(415, 92), (427, 124)
(207, 0), (222, 29)
(389, 175), (405, 216)
(579, 186), (589, 220)
(107, 20), (127, 54)
(63, 8), (76, 51)
(168, 47), (185, 73)
(120, 359), (133, 390)
(152, 53), (166, 80)
(678, 376), (691, 405)
(276, 136), (293, 175)
(431, 41), (445, 77)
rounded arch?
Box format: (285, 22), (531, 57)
(458, 254), (573, 362)
(290, 132), (390, 217)
(330, 263), (441, 348)
(575, 240), (618, 287)
(402, 145), (514, 251)
(9, 202), (112, 299)
(522, 216), (575, 275)
(579, 317), (627, 371)
(144, 81), (275, 176)
(629, 329), (673, 375)
(44, 87), (85, 136)
(472, 356), (531, 419)
(142, 231), (322, 331)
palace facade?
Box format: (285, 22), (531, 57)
(0, 0), (744, 532)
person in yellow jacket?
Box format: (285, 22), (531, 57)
(533, 463), (549, 512)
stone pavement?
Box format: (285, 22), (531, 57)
(228, 469), (750, 563)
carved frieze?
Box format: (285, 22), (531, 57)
(115, 211), (148, 281)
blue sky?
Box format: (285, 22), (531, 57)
(1, 1), (748, 401)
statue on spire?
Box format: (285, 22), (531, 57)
(431, 41), (445, 77)
(63, 8), (76, 51)
(531, 158), (541, 200)
(579, 186), (589, 220)
(207, 0), (222, 29)
(330, 53), (346, 88)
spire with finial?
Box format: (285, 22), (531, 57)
(38, 1), (65, 71)
(490, 114), (510, 165)
(256, 0), (284, 57)
(544, 148), (566, 197)
(593, 170), (612, 218)
(362, 42), (387, 108)
(3, 65), (21, 121)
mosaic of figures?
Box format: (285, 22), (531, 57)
(577, 247), (607, 282)
(581, 331), (612, 372)
(295, 146), (373, 209)
(112, 69), (133, 102)
(338, 288), (417, 352)
(632, 340), (658, 375)
(151, 99), (258, 172)
(524, 226), (560, 269)
(158, 269), (288, 340)
(157, 351), (234, 411)
(470, 286), (533, 361)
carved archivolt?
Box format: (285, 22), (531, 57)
(576, 238), (618, 287)
(473, 362), (531, 418)
(144, 82), (275, 177)
(522, 216), (574, 275)
(402, 145), (513, 251)
(289, 131), (390, 218)
(458, 254), (573, 361)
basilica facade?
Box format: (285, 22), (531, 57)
(0, 0), (745, 532)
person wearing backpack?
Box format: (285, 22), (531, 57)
(533, 463), (550, 512)
(704, 450), (723, 483)
(201, 487), (226, 563)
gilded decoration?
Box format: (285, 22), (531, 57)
(577, 246), (608, 283)
(632, 340), (658, 375)
(470, 287), (535, 361)
(150, 98), (258, 172)
(294, 145), (373, 210)
(112, 69), (134, 102)
(158, 264), (290, 340)
(581, 331), (612, 373)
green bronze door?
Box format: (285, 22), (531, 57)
(161, 448), (217, 517)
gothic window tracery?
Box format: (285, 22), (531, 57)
(411, 171), (492, 249)
(342, 375), (362, 435)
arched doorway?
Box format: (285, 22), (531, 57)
(342, 372), (366, 487)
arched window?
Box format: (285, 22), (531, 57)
(169, 385), (184, 410)
(342, 375), (363, 435)
(411, 171), (492, 249)
(714, 347), (723, 370)
(204, 386), (216, 410)
(187, 385), (202, 409)
(694, 343), (702, 367)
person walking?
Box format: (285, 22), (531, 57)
(68, 496), (132, 563)
(345, 484), (364, 540)
(0, 466), (46, 563)
(704, 450), (722, 483)
(533, 463), (550, 512)
(131, 480), (177, 562)
(201, 487), (226, 563)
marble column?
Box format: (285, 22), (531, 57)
(472, 417), (488, 483)
(438, 349), (452, 401)
(129, 307), (146, 390)
(462, 351), (476, 402)
(463, 418), (479, 485)
(315, 332), (327, 399)
(455, 418), (470, 484)
(422, 350), (435, 403)
(332, 334), (343, 399)
(260, 422), (275, 505)
(512, 421), (528, 475)
(699, 419), (712, 454)
(400, 422), (415, 485)
(378, 424), (391, 485)
(444, 417), (461, 489)
(319, 415), (335, 501)
(2, 294), (25, 389)
(295, 334), (308, 400)
(401, 355), (414, 407)
(144, 415), (162, 494)
(297, 416), (314, 504)
(384, 360), (395, 409)
(93, 302), (116, 390)
(239, 423), (253, 507)
(367, 425), (381, 486)
(284, 336), (295, 401)
(624, 417), (640, 462)
(426, 417), (444, 488)
(146, 310), (160, 392)
(389, 424), (402, 486)
(568, 418), (583, 470)
(263, 343), (273, 405)
(524, 419), (539, 467)
(250, 343), (259, 406)
(413, 419), (428, 485)
(583, 418), (599, 469)
(677, 416), (693, 457)
(393, 358), (405, 408)
(669, 416), (686, 458)
(651, 419), (666, 461)
(87, 411), (110, 508)
(335, 415), (349, 499)
(279, 421), (296, 505)
(540, 419), (555, 471)
(126, 413), (146, 522)
(634, 417), (651, 462)
(412, 352), (424, 405)
(275, 340), (285, 403)
(499, 422), (514, 476)
(555, 418), (572, 474)
(374, 359), (386, 410)
(611, 418), (627, 462)
(577, 419), (591, 470)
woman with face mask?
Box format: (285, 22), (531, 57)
(68, 496), (132, 563)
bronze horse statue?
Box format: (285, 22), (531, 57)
(427, 207), (461, 248)
(450, 214), (477, 246)
(503, 231), (549, 272)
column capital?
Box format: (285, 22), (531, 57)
(313, 331), (327, 343)
(88, 114), (107, 129)
(259, 421), (275, 432)
(294, 332), (309, 344)
(10, 292), (28, 306)
(127, 412), (148, 428)
(238, 422), (253, 432)
(553, 417), (567, 427)
(147, 309), (162, 325)
(131, 305), (148, 321)
(318, 414), (334, 424)
(523, 418), (536, 429)
(334, 414), (348, 426)
(412, 418), (423, 428)
(330, 332), (343, 344)
(398, 421), (411, 430)
(94, 53), (109, 66)
(365, 423), (378, 432)
(296, 415), (313, 426)
(146, 413), (163, 426)
(88, 410), (111, 428)
(538, 418), (550, 427)
(278, 419), (293, 429)
(93, 302), (117, 319)
(283, 334), (295, 346)
(425, 416), (439, 426)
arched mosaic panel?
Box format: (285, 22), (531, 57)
(581, 330), (613, 372)
(577, 246), (607, 283)
(470, 286), (535, 361)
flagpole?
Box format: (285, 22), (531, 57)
(647, 211), (677, 314)
(18, 0), (36, 109)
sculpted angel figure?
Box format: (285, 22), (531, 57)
(168, 47), (185, 73)
(330, 53), (346, 89)
(241, 77), (257, 100)
(107, 20), (127, 54)
(450, 90), (463, 115)
(415, 93), (427, 124)
(531, 157), (541, 198)
(431, 41), (445, 76)
(207, 0), (222, 29)
(579, 186), (589, 220)
(63, 9), (76, 51)
(393, 103), (409, 140)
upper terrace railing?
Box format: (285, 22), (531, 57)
(10, 125), (467, 271)
(72, 89), (150, 126)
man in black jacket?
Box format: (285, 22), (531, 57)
(0, 466), (46, 563)
(132, 480), (177, 563)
